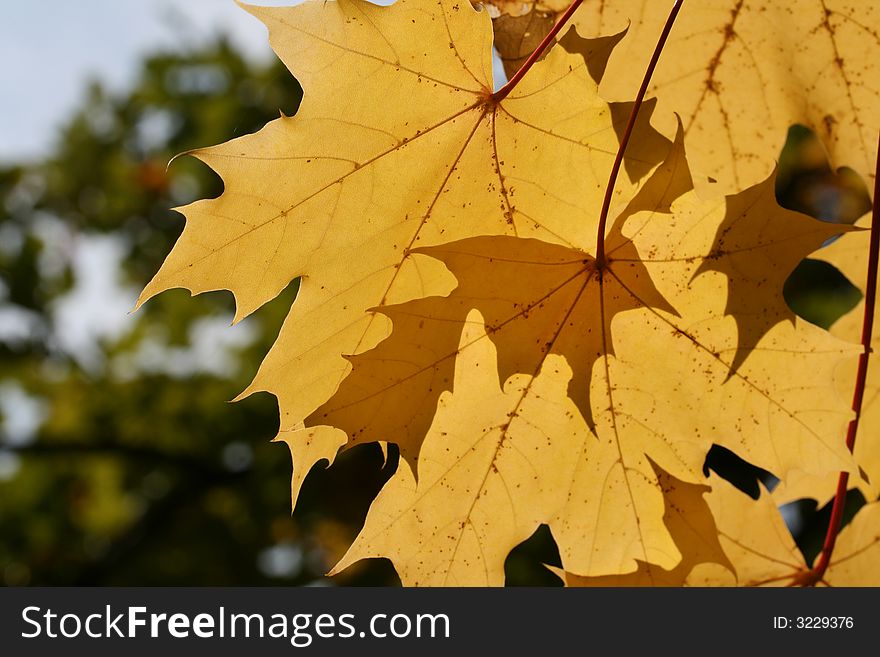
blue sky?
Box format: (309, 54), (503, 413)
(1, 0), (297, 163)
(0, 1), (303, 455)
(1, 0), (495, 164)
(0, 0), (499, 437)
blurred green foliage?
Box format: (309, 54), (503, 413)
(0, 35), (872, 587)
(0, 38), (398, 586)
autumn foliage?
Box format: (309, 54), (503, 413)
(140, 0), (880, 586)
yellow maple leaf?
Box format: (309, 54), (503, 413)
(562, 474), (880, 587)
(823, 501), (880, 586)
(138, 0), (667, 466)
(485, 0), (880, 196)
(774, 212), (878, 505)
(551, 466), (733, 586)
(817, 219), (877, 503)
(690, 477), (806, 586)
(559, 476), (798, 587)
(135, 0), (875, 586)
(318, 131), (860, 580)
(332, 309), (591, 585)
(695, 476), (880, 586)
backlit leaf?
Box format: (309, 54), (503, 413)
(320, 134), (859, 579)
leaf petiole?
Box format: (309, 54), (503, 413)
(490, 0), (584, 102)
(796, 132), (880, 587)
(595, 0), (684, 269)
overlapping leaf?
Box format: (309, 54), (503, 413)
(549, 467), (733, 586)
(138, 0), (875, 585)
(138, 0), (667, 464)
(685, 478), (805, 587)
(321, 132), (860, 580)
(486, 0), (880, 196)
(562, 474), (880, 586)
(775, 212), (878, 505)
(817, 219), (878, 502)
(560, 475), (801, 587)
(332, 310), (592, 585)
(821, 501), (880, 585)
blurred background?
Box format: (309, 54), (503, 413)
(0, 0), (872, 586)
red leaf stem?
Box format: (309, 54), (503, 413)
(490, 0), (584, 102)
(796, 133), (880, 587)
(594, 0), (683, 268)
